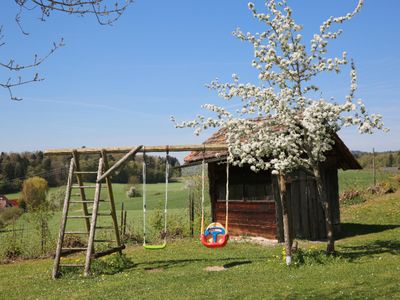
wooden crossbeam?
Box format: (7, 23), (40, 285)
(44, 144), (228, 156)
(97, 146), (142, 183)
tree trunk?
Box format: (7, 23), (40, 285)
(279, 173), (293, 265)
(313, 166), (335, 254)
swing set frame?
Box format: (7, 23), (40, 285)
(46, 143), (228, 276)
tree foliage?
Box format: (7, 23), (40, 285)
(20, 176), (49, 210)
(173, 0), (386, 260)
(0, 151), (181, 194)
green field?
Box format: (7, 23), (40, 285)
(338, 169), (397, 192)
(0, 170), (399, 298)
(0, 186), (399, 298)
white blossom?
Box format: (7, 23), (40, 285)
(172, 0), (386, 175)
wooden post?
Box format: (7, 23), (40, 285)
(189, 190), (194, 237)
(272, 176), (284, 243)
(84, 158), (104, 277)
(372, 148), (376, 187)
(52, 158), (74, 279)
(123, 210), (127, 236)
(120, 202), (124, 236)
(279, 173), (292, 265)
(101, 150), (123, 254)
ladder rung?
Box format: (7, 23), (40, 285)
(74, 171), (98, 174)
(71, 185), (106, 189)
(67, 215), (91, 219)
(60, 264), (85, 267)
(96, 226), (113, 230)
(62, 247), (87, 251)
(65, 231), (88, 235)
(94, 240), (116, 243)
(69, 200), (106, 203)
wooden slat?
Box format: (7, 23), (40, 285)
(97, 146), (142, 183)
(62, 247), (87, 251)
(60, 264), (85, 267)
(92, 245), (126, 258)
(74, 171), (98, 174)
(101, 150), (123, 254)
(228, 225), (276, 238)
(215, 202), (275, 213)
(45, 144), (228, 156)
(52, 158), (75, 279)
(84, 158), (104, 277)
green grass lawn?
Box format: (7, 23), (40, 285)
(338, 169), (397, 192)
(1, 178), (400, 299)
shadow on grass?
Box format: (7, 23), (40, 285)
(338, 223), (399, 239)
(339, 240), (400, 261)
(135, 257), (259, 270)
(223, 260), (252, 269)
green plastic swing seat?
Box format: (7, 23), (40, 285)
(143, 242), (167, 250)
(142, 151), (169, 251)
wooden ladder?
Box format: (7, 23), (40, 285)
(52, 151), (123, 279)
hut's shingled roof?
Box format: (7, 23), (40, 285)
(184, 128), (361, 170)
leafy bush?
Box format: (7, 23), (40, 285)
(291, 247), (341, 266)
(367, 182), (397, 195)
(126, 186), (141, 198)
(20, 177), (48, 210)
(92, 253), (135, 275)
(0, 207), (23, 228)
(63, 234), (86, 248)
(275, 247), (342, 267)
(339, 189), (365, 206)
(47, 187), (65, 210)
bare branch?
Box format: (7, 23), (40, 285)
(0, 73), (44, 101)
(1, 0), (132, 101)
(16, 0), (133, 26)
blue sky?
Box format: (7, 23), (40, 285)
(0, 0), (399, 160)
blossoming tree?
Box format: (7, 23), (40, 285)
(173, 0), (386, 264)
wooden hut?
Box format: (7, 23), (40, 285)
(184, 129), (361, 241)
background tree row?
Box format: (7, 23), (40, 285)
(0, 152), (181, 194)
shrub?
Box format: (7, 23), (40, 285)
(0, 207), (23, 228)
(20, 177), (49, 210)
(63, 234), (86, 248)
(47, 187), (65, 210)
(367, 182), (396, 195)
(92, 253), (135, 275)
(291, 247), (341, 266)
(126, 186), (141, 198)
(339, 189), (365, 206)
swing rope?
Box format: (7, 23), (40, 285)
(200, 150), (230, 246)
(200, 154), (205, 235)
(225, 159), (229, 233)
(142, 150), (147, 245)
(142, 149), (168, 249)
(163, 151), (169, 242)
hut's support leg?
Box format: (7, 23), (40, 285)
(279, 173), (292, 265)
(313, 166), (335, 254)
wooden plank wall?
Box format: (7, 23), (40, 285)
(214, 202), (277, 238)
(274, 168), (340, 240)
(208, 163), (277, 239)
(208, 163), (340, 241)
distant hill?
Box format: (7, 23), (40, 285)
(351, 150), (400, 169)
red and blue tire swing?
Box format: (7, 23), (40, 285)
(200, 154), (229, 248)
